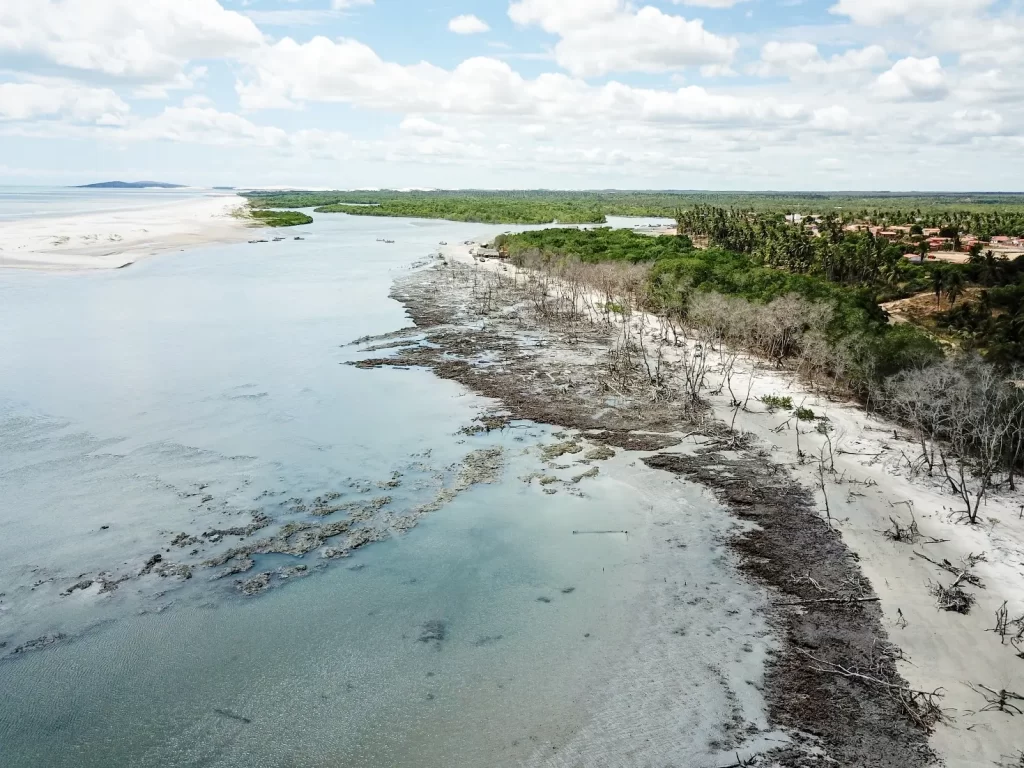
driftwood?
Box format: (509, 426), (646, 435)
(913, 550), (985, 588)
(798, 649), (946, 729)
(778, 596), (881, 606)
(572, 529), (628, 535)
(968, 684), (1024, 716)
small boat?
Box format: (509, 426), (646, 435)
(294, 236), (304, 241)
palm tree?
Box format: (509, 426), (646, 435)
(918, 240), (930, 264)
(945, 270), (966, 308)
(932, 268), (944, 307)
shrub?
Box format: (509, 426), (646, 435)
(760, 394), (793, 411)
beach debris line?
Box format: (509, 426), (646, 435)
(571, 529), (628, 536)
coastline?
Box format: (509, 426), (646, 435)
(362, 240), (1024, 767)
(0, 194), (252, 271)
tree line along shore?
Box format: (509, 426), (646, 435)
(242, 189), (1024, 507)
(492, 225), (1024, 526)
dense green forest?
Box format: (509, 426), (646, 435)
(312, 200), (606, 224)
(673, 205), (1024, 365)
(246, 209), (313, 227)
(496, 228), (943, 391)
(243, 190), (1024, 226)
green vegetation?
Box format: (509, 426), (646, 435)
(760, 394), (793, 411)
(313, 200), (605, 225)
(675, 206), (1024, 365)
(497, 223), (1024, 509)
(244, 189), (1024, 226)
(937, 254), (1024, 366)
(498, 226), (943, 395)
(247, 209), (314, 227)
(676, 205), (922, 292)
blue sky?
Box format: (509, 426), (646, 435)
(0, 0), (1022, 189)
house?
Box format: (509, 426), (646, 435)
(923, 228), (941, 237)
(991, 235), (1012, 244)
(928, 237), (953, 251)
(878, 230), (901, 240)
(474, 247), (503, 259)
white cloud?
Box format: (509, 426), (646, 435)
(929, 15), (1024, 67)
(509, 1), (737, 77)
(829, 0), (994, 26)
(700, 64), (737, 77)
(875, 56), (948, 101)
(449, 15), (490, 35)
(753, 42), (888, 78)
(0, 81), (129, 124)
(554, 7), (738, 77)
(0, 0), (262, 85)
(951, 109), (1004, 136)
(331, 0), (374, 8)
(508, 0), (621, 34)
(182, 94), (214, 109)
(235, 36), (801, 128)
(400, 116), (446, 137)
(809, 105), (866, 133)
(128, 106), (291, 147)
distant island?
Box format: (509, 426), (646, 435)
(75, 181), (185, 189)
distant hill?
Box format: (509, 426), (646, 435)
(75, 181), (185, 189)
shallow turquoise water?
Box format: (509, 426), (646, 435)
(0, 211), (667, 765)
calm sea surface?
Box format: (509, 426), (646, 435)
(0, 199), (714, 766)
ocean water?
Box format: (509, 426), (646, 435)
(0, 185), (229, 221)
(0, 202), (772, 766)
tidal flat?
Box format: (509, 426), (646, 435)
(0, 212), (781, 767)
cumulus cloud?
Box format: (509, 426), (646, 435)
(829, 0), (994, 26)
(400, 116), (447, 137)
(0, 0), (262, 85)
(235, 36), (800, 128)
(128, 106), (290, 146)
(753, 42), (888, 78)
(508, 0), (621, 34)
(875, 56), (948, 101)
(809, 105), (866, 133)
(509, 0), (737, 77)
(0, 81), (129, 124)
(951, 109), (1004, 136)
(449, 15), (490, 35)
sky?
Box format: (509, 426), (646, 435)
(0, 0), (1022, 190)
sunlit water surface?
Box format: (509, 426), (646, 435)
(0, 210), (696, 766)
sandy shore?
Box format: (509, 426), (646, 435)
(0, 195), (252, 270)
(401, 242), (1024, 767)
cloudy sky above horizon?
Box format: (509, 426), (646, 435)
(1, 0), (1022, 190)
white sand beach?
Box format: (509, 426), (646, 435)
(0, 194), (252, 270)
(449, 240), (1024, 768)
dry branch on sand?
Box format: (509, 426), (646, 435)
(883, 512), (921, 543)
(967, 683), (1024, 716)
(797, 648), (946, 729)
